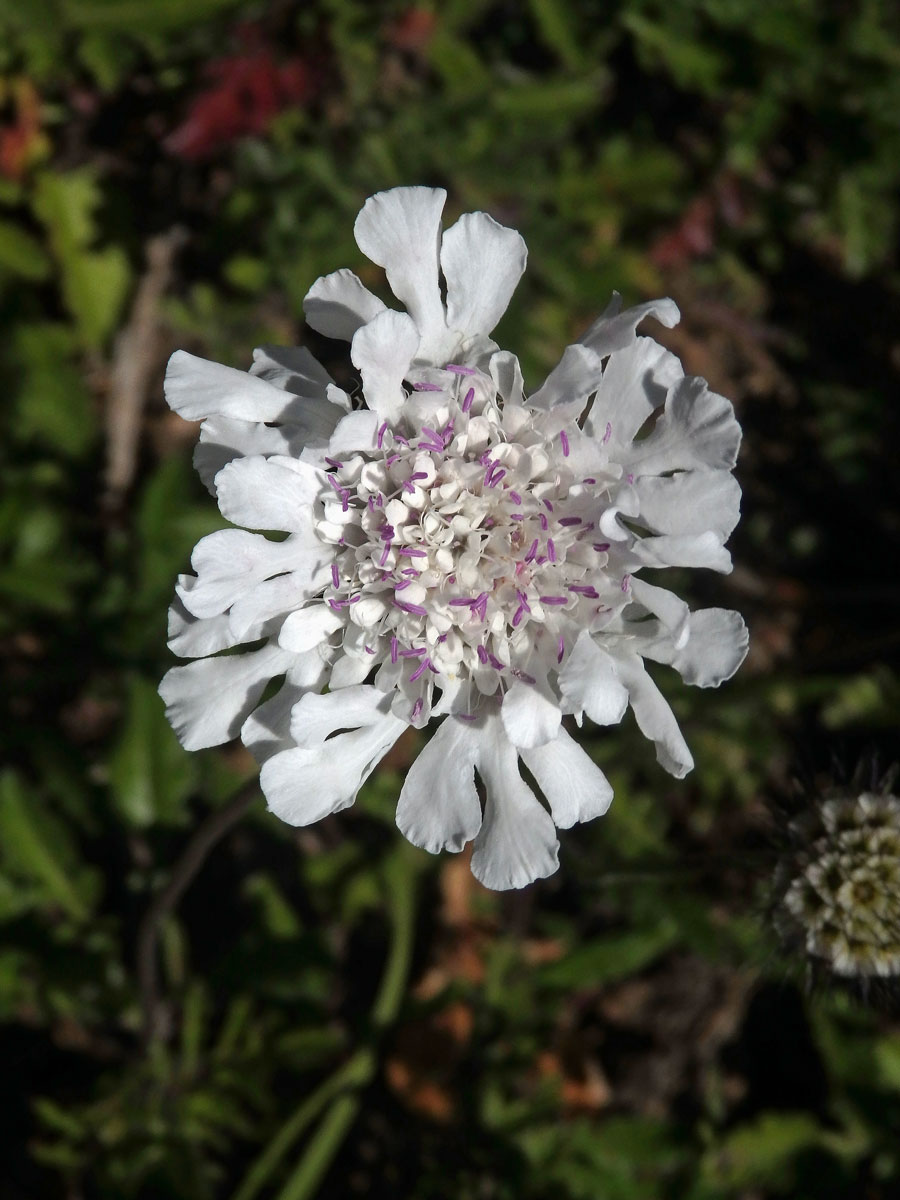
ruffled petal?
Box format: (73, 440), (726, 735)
(643, 608), (748, 688)
(354, 186), (447, 346)
(626, 376), (741, 476)
(558, 631), (629, 726)
(634, 469), (741, 540)
(470, 717), (559, 890)
(521, 728), (613, 828)
(214, 456), (325, 534)
(227, 571), (328, 640)
(628, 577), (690, 648)
(490, 350), (525, 406)
(194, 416), (299, 496)
(261, 713), (406, 825)
(528, 344), (604, 413)
(585, 336), (683, 445)
(250, 345), (336, 401)
(396, 717), (483, 853)
(165, 350), (306, 423)
(578, 293), (680, 358)
(500, 680), (561, 749)
(178, 530), (316, 619)
(629, 532), (732, 574)
(167, 575), (272, 657)
(278, 604), (344, 653)
(303, 268), (388, 341)
(350, 310), (420, 423)
(288, 684), (391, 746)
(159, 644), (290, 751)
(441, 211), (527, 340)
(615, 653), (694, 778)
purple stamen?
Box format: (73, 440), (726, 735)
(449, 597), (475, 607)
(402, 480), (415, 494)
(560, 430), (570, 457)
(394, 434), (409, 446)
(328, 599), (342, 611)
(511, 668), (536, 685)
(603, 422), (612, 444)
(395, 580), (411, 591)
(331, 563), (339, 588)
(540, 595), (568, 605)
(390, 638), (399, 663)
(557, 635), (565, 664)
(409, 659), (429, 682)
(583, 477), (596, 485)
(379, 544), (391, 566)
(509, 491), (522, 504)
(377, 421), (388, 448)
(410, 472), (429, 481)
(379, 524), (395, 541)
(325, 456), (342, 469)
(462, 387), (475, 413)
(627, 473), (634, 484)
(347, 595), (360, 604)
(621, 574), (631, 592)
(412, 381), (443, 392)
(458, 713), (477, 722)
(547, 538), (556, 563)
(559, 516), (582, 526)
(399, 547), (427, 558)
(477, 645), (489, 664)
(543, 499), (554, 512)
(488, 653), (504, 670)
(539, 513), (549, 531)
(438, 633), (447, 642)
(367, 496), (375, 512)
(340, 490), (349, 512)
(446, 364), (476, 375)
(411, 698), (423, 719)
(593, 542), (610, 552)
(569, 585), (600, 598)
(440, 419), (455, 445)
(516, 589), (531, 612)
(487, 467), (506, 487)
(510, 513), (525, 521)
(394, 599), (428, 616)
(399, 647), (426, 658)
(365, 645), (375, 655)
(524, 538), (539, 563)
(402, 568), (420, 577)
(537, 555), (548, 565)
(327, 474), (342, 496)
(386, 454), (402, 466)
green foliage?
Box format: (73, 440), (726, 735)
(2, 0), (899, 1197)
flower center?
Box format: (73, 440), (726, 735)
(313, 365), (625, 720)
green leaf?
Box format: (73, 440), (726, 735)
(701, 1113), (824, 1190)
(538, 921), (680, 988)
(33, 169), (130, 349)
(0, 217), (51, 280)
(13, 322), (98, 456)
(0, 771), (99, 921)
(109, 675), (196, 827)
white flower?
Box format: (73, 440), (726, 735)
(160, 186), (748, 890)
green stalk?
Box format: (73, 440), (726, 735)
(230, 846), (418, 1200)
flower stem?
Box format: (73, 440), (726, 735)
(231, 845), (419, 1200)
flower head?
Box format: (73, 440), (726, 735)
(773, 777), (900, 981)
(160, 186), (747, 889)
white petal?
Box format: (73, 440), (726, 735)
(522, 728), (613, 829)
(165, 350), (302, 423)
(615, 653), (694, 778)
(261, 714), (405, 825)
(630, 532), (732, 573)
(628, 577), (690, 648)
(490, 350), (524, 406)
(168, 576), (269, 656)
(558, 632), (629, 726)
(279, 604), (344, 653)
(634, 469), (741, 539)
(241, 675), (318, 764)
(500, 680), (561, 749)
(354, 186), (447, 345)
(396, 718), (483, 853)
(470, 718), (559, 890)
(327, 410), (382, 455)
(528, 344), (604, 413)
(214, 456), (325, 534)
(303, 268), (388, 341)
(441, 211), (527, 340)
(228, 571), (328, 640)
(288, 684), (390, 746)
(644, 608), (749, 688)
(179, 530), (314, 619)
(194, 416), (298, 495)
(159, 644), (290, 751)
(584, 336), (683, 444)
(249, 345), (335, 400)
(626, 376), (741, 476)
(329, 653), (374, 688)
(578, 295), (680, 358)
(350, 310), (420, 423)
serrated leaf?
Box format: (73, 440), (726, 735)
(0, 217), (51, 280)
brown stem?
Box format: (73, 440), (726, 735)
(136, 783), (257, 1046)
